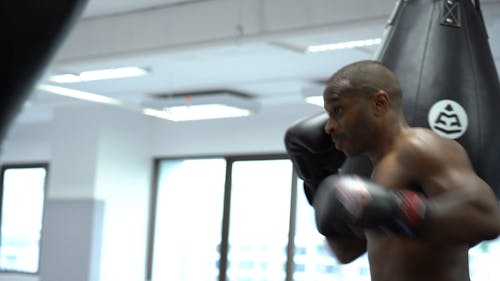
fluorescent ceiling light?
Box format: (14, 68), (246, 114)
(37, 84), (122, 106)
(49, 67), (149, 83)
(306, 38), (381, 53)
(305, 96), (324, 107)
(38, 85), (253, 122)
(143, 104), (251, 122)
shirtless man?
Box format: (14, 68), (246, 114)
(285, 60), (500, 281)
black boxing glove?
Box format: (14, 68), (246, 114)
(284, 113), (346, 205)
(313, 175), (429, 237)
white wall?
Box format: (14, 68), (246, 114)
(0, 100), (322, 281)
(151, 102), (322, 156)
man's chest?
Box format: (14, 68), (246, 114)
(370, 153), (422, 193)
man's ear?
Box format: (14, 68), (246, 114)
(371, 90), (390, 116)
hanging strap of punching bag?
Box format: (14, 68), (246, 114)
(441, 0), (464, 27)
(440, 0), (488, 37)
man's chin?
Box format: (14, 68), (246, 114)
(343, 151), (354, 157)
(335, 142), (362, 157)
(343, 149), (362, 158)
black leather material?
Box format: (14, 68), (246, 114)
(288, 0), (500, 200)
(284, 113), (374, 204)
(1, 0), (88, 147)
(377, 0), (500, 198)
(285, 113), (348, 204)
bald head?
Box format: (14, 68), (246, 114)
(327, 60), (403, 109)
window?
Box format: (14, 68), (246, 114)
(149, 156), (500, 281)
(470, 238), (500, 280)
(149, 156), (293, 281)
(0, 164), (48, 273)
(150, 158), (226, 281)
(226, 159), (293, 281)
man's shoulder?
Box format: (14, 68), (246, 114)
(395, 127), (469, 171)
(403, 127), (449, 149)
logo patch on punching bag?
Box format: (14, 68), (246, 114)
(428, 99), (468, 139)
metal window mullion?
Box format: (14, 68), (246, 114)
(218, 159), (233, 281)
(285, 169), (298, 281)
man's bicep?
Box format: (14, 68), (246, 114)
(440, 167), (498, 207)
(420, 164), (500, 243)
(421, 141), (494, 200)
(415, 138), (483, 196)
(420, 156), (492, 202)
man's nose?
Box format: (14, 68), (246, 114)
(324, 118), (337, 135)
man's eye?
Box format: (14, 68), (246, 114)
(334, 106), (343, 115)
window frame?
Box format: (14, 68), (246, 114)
(146, 154), (294, 281)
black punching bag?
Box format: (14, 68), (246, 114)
(376, 0), (500, 198)
(1, 0), (88, 149)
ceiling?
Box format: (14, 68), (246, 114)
(16, 0), (500, 125)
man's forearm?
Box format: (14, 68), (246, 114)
(326, 236), (367, 264)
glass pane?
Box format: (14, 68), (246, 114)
(227, 159), (293, 281)
(469, 237), (500, 280)
(151, 158), (226, 281)
(0, 167), (47, 273)
(293, 179), (370, 281)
